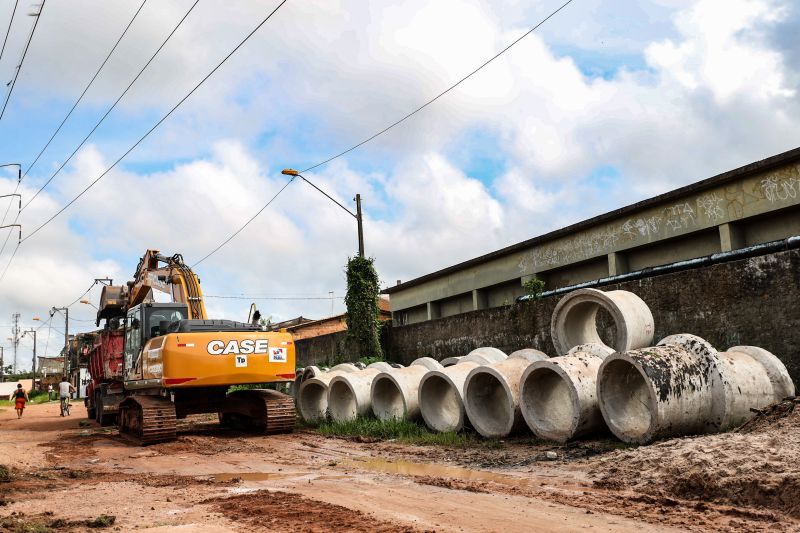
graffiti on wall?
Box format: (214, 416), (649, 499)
(517, 166), (800, 273)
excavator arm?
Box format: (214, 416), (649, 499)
(97, 249), (207, 323)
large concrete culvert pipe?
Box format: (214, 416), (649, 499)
(297, 364), (360, 423)
(371, 357), (443, 421)
(462, 347), (507, 365)
(551, 288), (654, 355)
(520, 344), (613, 442)
(327, 362), (395, 423)
(418, 361), (480, 432)
(463, 351), (549, 438)
(597, 342), (721, 444)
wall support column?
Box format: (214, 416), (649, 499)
(472, 289), (488, 311)
(427, 301), (441, 321)
(608, 252), (628, 277)
(719, 222), (744, 252)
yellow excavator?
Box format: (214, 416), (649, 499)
(95, 249), (296, 445)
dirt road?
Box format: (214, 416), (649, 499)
(1, 402), (797, 532)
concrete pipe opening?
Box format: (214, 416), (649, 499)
(372, 376), (405, 420)
(464, 372), (513, 438)
(551, 289), (654, 355)
(328, 380), (358, 422)
(597, 358), (653, 442)
(298, 381), (329, 423)
(419, 374), (463, 432)
(521, 367), (575, 441)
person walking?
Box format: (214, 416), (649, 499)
(10, 384), (29, 419)
(47, 384), (53, 401)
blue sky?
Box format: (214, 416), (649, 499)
(0, 0), (799, 366)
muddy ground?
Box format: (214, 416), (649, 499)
(1, 400), (798, 532)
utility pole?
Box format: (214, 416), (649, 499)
(21, 329), (36, 391)
(355, 194), (364, 258)
(11, 312), (19, 374)
(0, 346), (4, 382)
(50, 307), (69, 378)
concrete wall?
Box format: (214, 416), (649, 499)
(388, 149), (800, 324)
(386, 249), (800, 385)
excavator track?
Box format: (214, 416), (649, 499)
(223, 389), (296, 434)
(119, 396), (177, 446)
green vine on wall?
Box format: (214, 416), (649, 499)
(344, 256), (383, 361)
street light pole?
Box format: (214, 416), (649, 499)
(281, 169), (365, 257)
(50, 307), (69, 378)
(21, 329), (36, 391)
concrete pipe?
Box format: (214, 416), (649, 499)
(597, 344), (720, 444)
(371, 359), (444, 421)
(551, 288), (654, 355)
(567, 343), (614, 359)
(440, 356), (463, 367)
(302, 365), (323, 382)
(510, 349), (549, 360)
(727, 346), (795, 399)
(464, 347), (507, 363)
(520, 349), (608, 442)
(715, 350), (776, 428)
(463, 352), (549, 439)
(298, 368), (358, 423)
(330, 363), (360, 374)
(367, 362), (395, 372)
(328, 368), (384, 422)
(418, 361), (480, 432)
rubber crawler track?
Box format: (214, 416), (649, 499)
(119, 396), (177, 446)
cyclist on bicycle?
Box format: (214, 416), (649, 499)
(58, 377), (75, 417)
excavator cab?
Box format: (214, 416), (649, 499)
(123, 303), (188, 379)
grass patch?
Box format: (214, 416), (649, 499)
(316, 417), (494, 447)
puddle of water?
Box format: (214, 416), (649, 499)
(211, 472), (302, 482)
(347, 458), (527, 486)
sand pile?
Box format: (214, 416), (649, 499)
(590, 397), (800, 517)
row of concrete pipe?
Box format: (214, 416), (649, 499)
(295, 288), (795, 444)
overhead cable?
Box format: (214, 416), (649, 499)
(190, 0), (575, 265)
(22, 0), (148, 180)
(191, 174), (295, 268)
(301, 0), (574, 172)
(205, 294), (345, 300)
(0, 0), (20, 65)
(20, 0), (289, 245)
(0, 0), (46, 121)
(21, 0), (198, 211)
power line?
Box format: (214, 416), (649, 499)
(0, 0), (46, 121)
(0, 242), (19, 284)
(22, 0), (148, 180)
(20, 0), (198, 212)
(190, 0), (575, 265)
(0, 0), (19, 65)
(301, 0), (574, 172)
(191, 175), (295, 268)
(20, 0), (289, 245)
(205, 294), (345, 301)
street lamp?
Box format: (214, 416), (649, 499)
(281, 169), (365, 257)
(79, 299), (98, 310)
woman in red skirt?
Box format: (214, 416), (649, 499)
(11, 384), (28, 418)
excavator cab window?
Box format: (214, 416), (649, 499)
(144, 305), (187, 340)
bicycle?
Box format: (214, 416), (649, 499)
(60, 396), (71, 417)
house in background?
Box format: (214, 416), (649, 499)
(270, 297), (391, 341)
